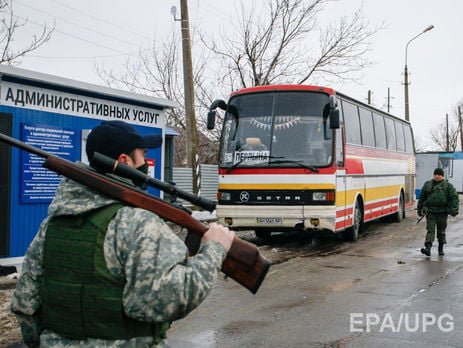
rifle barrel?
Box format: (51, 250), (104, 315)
(91, 152), (216, 212)
(0, 132), (50, 159)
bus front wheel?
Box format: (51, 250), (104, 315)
(344, 200), (364, 241)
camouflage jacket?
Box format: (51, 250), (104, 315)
(418, 179), (459, 214)
(11, 171), (227, 348)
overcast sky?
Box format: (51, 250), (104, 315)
(9, 0), (463, 148)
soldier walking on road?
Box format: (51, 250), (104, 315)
(417, 167), (459, 256)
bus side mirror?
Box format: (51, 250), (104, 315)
(330, 109), (340, 129)
(210, 99), (227, 111)
(207, 99), (227, 130)
(207, 110), (216, 130)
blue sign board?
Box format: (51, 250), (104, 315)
(20, 123), (77, 203)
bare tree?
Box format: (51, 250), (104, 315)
(413, 134), (427, 153)
(96, 29), (219, 166)
(0, 0), (54, 65)
(203, 0), (383, 90)
(430, 110), (461, 152)
(98, 0), (383, 166)
(97, 31), (187, 129)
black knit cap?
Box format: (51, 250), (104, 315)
(86, 121), (162, 161)
(433, 167), (444, 176)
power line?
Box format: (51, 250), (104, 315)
(15, 0), (143, 49)
(49, 0), (152, 41)
(27, 54), (127, 60)
(199, 0), (237, 24)
(197, 0), (242, 31)
(13, 14), (132, 56)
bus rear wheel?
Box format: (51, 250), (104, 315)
(344, 200), (363, 241)
(392, 193), (405, 223)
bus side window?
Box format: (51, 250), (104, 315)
(373, 113), (387, 149)
(341, 100), (361, 145)
(404, 125), (414, 153)
(335, 103), (344, 167)
(336, 127), (344, 167)
(395, 121), (406, 152)
(359, 107), (375, 147)
(384, 117), (397, 151)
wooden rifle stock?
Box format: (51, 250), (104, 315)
(42, 157), (270, 294)
(0, 131), (270, 294)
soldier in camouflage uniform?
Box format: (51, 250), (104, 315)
(417, 167), (459, 256)
(11, 121), (235, 347)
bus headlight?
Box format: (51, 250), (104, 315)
(312, 191), (335, 202)
(313, 192), (327, 200)
(219, 192), (231, 201)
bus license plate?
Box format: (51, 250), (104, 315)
(256, 217), (283, 224)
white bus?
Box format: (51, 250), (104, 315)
(207, 85), (415, 240)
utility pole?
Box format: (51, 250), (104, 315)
(403, 64), (410, 121)
(403, 25), (434, 122)
(176, 0), (200, 194)
(367, 90), (372, 105)
(446, 113), (450, 152)
(459, 106), (463, 152)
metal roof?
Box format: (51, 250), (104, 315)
(165, 127), (181, 136)
(0, 65), (178, 109)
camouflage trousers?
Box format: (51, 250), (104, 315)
(425, 212), (448, 244)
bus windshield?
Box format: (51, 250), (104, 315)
(219, 91), (333, 169)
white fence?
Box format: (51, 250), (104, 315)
(171, 165), (218, 206)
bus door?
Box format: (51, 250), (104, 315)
(335, 126), (346, 230)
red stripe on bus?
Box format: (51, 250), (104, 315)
(231, 85), (335, 96)
(338, 198), (401, 225)
(336, 208), (353, 218)
(340, 206), (399, 228)
(364, 198), (398, 210)
(336, 219), (352, 230)
(365, 206), (398, 221)
(344, 158), (364, 174)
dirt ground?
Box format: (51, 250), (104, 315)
(0, 276), (22, 347)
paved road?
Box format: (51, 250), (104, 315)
(168, 209), (463, 347)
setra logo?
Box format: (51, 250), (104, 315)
(240, 191), (250, 202)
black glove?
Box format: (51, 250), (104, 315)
(417, 210), (423, 217)
(450, 209), (458, 217)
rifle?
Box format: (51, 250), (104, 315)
(416, 208), (427, 225)
(91, 152), (216, 213)
(0, 132), (270, 294)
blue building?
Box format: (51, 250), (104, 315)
(0, 65), (177, 262)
